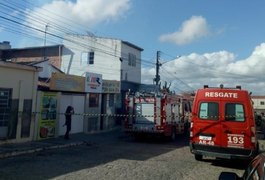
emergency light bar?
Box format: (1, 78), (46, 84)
(203, 84), (241, 90)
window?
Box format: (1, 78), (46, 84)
(89, 51), (94, 64)
(89, 93), (99, 107)
(225, 103), (245, 121)
(260, 101), (265, 105)
(81, 52), (88, 65)
(0, 88), (11, 128)
(128, 53), (136, 67)
(81, 51), (94, 65)
(199, 102), (219, 120)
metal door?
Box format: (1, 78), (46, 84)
(59, 94), (85, 135)
(0, 88), (11, 139)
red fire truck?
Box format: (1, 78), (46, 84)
(124, 91), (191, 140)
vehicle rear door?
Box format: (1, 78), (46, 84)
(193, 100), (222, 147)
(220, 101), (250, 149)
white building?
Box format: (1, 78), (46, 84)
(61, 34), (143, 84)
(252, 96), (265, 113)
(60, 35), (143, 131)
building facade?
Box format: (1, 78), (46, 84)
(252, 96), (265, 114)
(0, 61), (41, 143)
(1, 44), (63, 69)
(61, 35), (143, 130)
(0, 35), (144, 139)
(61, 35), (143, 84)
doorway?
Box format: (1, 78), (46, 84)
(0, 88), (12, 139)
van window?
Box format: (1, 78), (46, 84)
(225, 103), (245, 122)
(199, 102), (219, 120)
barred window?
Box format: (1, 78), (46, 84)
(89, 51), (94, 64)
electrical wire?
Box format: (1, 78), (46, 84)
(160, 66), (195, 92)
(0, 1), (155, 68)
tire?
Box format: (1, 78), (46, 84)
(171, 128), (176, 141)
(195, 154), (203, 161)
(256, 142), (260, 155)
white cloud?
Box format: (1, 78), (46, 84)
(141, 43), (265, 95)
(159, 16), (210, 45)
(22, 0), (131, 45)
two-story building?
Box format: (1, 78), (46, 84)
(62, 34), (143, 90)
(0, 36), (143, 137)
(61, 34), (143, 131)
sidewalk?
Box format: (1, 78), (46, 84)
(1, 129), (265, 159)
(0, 128), (123, 159)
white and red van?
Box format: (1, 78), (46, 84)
(190, 85), (259, 161)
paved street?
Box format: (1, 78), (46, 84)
(0, 128), (252, 180)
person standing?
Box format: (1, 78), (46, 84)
(64, 106), (74, 140)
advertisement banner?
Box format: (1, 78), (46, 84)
(102, 80), (120, 93)
(38, 92), (57, 140)
(85, 72), (102, 93)
(50, 73), (85, 92)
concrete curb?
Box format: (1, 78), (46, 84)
(0, 141), (87, 159)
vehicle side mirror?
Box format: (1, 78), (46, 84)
(218, 172), (241, 180)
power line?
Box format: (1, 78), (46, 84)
(160, 66), (195, 92)
(5, 1), (151, 65)
(0, 0), (160, 83)
(0, 1), (154, 67)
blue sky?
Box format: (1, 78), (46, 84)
(1, 0), (265, 95)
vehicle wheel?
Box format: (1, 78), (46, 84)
(171, 128), (176, 141)
(256, 142), (260, 154)
(195, 154), (203, 161)
(184, 121), (190, 134)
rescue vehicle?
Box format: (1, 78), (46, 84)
(190, 85), (259, 161)
(124, 91), (191, 140)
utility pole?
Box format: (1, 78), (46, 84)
(43, 23), (49, 60)
(154, 51), (161, 85)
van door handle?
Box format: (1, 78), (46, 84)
(224, 130), (231, 134)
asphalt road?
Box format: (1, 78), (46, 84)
(0, 131), (248, 180)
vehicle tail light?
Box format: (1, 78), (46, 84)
(251, 126), (256, 143)
(251, 137), (256, 143)
(189, 122), (193, 137)
(190, 131), (193, 138)
(251, 126), (256, 134)
(156, 126), (164, 130)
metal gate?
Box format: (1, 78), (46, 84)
(0, 88), (11, 139)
